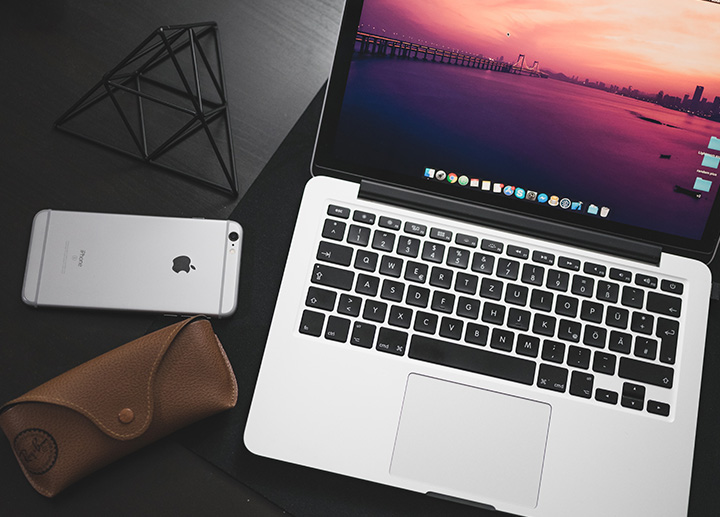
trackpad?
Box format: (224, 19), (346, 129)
(390, 374), (551, 509)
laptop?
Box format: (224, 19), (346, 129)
(245, 0), (720, 515)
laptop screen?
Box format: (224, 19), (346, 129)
(313, 0), (720, 258)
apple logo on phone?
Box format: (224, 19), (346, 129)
(172, 256), (196, 274)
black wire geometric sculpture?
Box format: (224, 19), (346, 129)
(55, 22), (238, 195)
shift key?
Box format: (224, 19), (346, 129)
(312, 263), (354, 291)
(618, 357), (674, 388)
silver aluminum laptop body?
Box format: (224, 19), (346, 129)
(246, 1), (719, 515)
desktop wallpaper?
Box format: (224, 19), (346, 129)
(333, 0), (720, 240)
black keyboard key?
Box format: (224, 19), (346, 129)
(618, 357), (674, 388)
(592, 351), (617, 375)
(404, 222), (427, 236)
(537, 363), (568, 392)
(583, 325), (607, 348)
(355, 274), (380, 296)
(541, 340), (565, 363)
(414, 311), (438, 334)
(609, 268), (632, 282)
(457, 297), (480, 319)
(347, 224), (371, 246)
(583, 262), (607, 277)
(397, 236), (421, 257)
(570, 371), (594, 398)
(405, 261), (429, 284)
(508, 308), (531, 331)
(567, 345), (591, 369)
(312, 263), (354, 291)
(547, 270), (570, 291)
(482, 302), (506, 325)
(430, 227), (452, 241)
(505, 284), (529, 306)
(363, 299), (388, 322)
(571, 275), (594, 297)
(490, 328), (515, 351)
(327, 205), (350, 219)
(622, 383), (645, 411)
(647, 400), (670, 417)
(621, 286), (644, 308)
(376, 327), (408, 356)
(455, 233), (478, 248)
(555, 295), (578, 317)
(657, 318), (679, 364)
(558, 257), (580, 271)
(380, 279), (404, 302)
(337, 294), (362, 317)
(497, 258), (520, 280)
(299, 310), (324, 337)
(631, 312), (654, 335)
(325, 316), (351, 342)
(429, 267), (453, 289)
(322, 219), (346, 241)
(447, 247), (470, 268)
(388, 305), (413, 328)
(409, 335), (536, 385)
(661, 280), (684, 295)
(471, 253), (495, 274)
(465, 323), (489, 346)
(480, 277), (503, 300)
(378, 216), (401, 230)
(596, 281), (620, 303)
(350, 322), (376, 348)
(516, 335), (540, 358)
(317, 241), (353, 266)
(481, 239), (504, 253)
(406, 285), (430, 308)
(532, 251), (555, 265)
(379, 255), (404, 278)
(507, 245), (529, 259)
(431, 291), (456, 313)
(440, 317), (464, 340)
(353, 210), (376, 224)
(609, 331), (632, 354)
(647, 292), (682, 318)
(421, 241), (445, 263)
(521, 264), (545, 286)
(530, 289), (553, 312)
(634, 337), (658, 360)
(305, 287), (336, 311)
(354, 250), (378, 272)
(605, 306), (629, 329)
(454, 272), (478, 294)
(596, 389), (618, 405)
(532, 313), (557, 337)
(558, 319), (581, 342)
(635, 274), (658, 289)
(580, 300), (604, 323)
(372, 231), (396, 252)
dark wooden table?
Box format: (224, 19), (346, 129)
(0, 0), (342, 514)
(2, 1), (719, 516)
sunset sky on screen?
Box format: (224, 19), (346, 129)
(359, 0), (720, 99)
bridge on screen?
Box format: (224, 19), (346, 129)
(355, 32), (546, 78)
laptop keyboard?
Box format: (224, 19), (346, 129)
(300, 204), (684, 418)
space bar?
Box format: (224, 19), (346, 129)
(409, 335), (536, 385)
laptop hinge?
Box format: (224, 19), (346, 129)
(358, 180), (662, 266)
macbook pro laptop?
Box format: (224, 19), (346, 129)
(245, 1), (720, 515)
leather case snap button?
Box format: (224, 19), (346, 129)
(118, 408), (135, 424)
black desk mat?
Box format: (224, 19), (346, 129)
(178, 88), (720, 517)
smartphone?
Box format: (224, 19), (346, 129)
(22, 210), (242, 317)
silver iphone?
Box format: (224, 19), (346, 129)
(22, 210), (242, 317)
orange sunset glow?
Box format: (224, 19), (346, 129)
(360, 0), (720, 100)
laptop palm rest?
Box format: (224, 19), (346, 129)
(390, 374), (551, 509)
